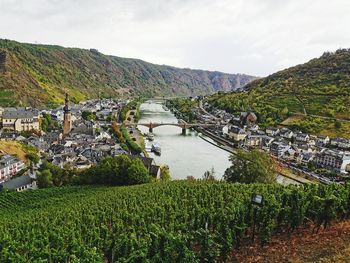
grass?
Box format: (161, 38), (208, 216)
(0, 141), (28, 162)
(280, 114), (350, 139)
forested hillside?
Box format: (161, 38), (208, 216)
(207, 49), (350, 137)
(0, 39), (255, 107)
(0, 181), (349, 262)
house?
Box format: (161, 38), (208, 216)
(279, 128), (294, 139)
(297, 152), (315, 164)
(44, 131), (62, 144)
(74, 156), (92, 170)
(239, 110), (257, 127)
(0, 132), (17, 141)
(150, 165), (161, 180)
(295, 133), (310, 142)
(245, 135), (262, 147)
(2, 108), (40, 132)
(50, 110), (64, 121)
(261, 136), (275, 149)
(0, 175), (36, 192)
(228, 125), (247, 141)
(316, 135), (330, 147)
(315, 149), (350, 174)
(0, 155), (25, 183)
(269, 141), (291, 158)
(330, 138), (350, 149)
(266, 127), (280, 137)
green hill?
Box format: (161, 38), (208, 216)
(208, 49), (350, 137)
(0, 181), (349, 261)
(0, 39), (255, 107)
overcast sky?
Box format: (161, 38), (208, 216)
(0, 0), (349, 76)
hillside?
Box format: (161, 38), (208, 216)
(0, 181), (349, 262)
(208, 49), (350, 137)
(0, 39), (255, 107)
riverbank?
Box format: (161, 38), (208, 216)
(196, 127), (315, 184)
(198, 134), (236, 154)
(279, 169), (316, 184)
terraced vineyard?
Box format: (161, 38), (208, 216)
(0, 182), (350, 262)
(207, 49), (350, 137)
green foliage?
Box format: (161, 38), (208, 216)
(120, 126), (142, 154)
(160, 165), (172, 182)
(0, 182), (350, 261)
(334, 120), (342, 129)
(111, 121), (125, 143)
(224, 150), (277, 184)
(40, 113), (60, 132)
(126, 159), (152, 185)
(120, 100), (140, 122)
(166, 98), (197, 122)
(37, 169), (54, 188)
(81, 110), (96, 121)
(0, 39), (254, 107)
(203, 167), (216, 181)
(20, 143), (39, 164)
(79, 155), (152, 186)
(207, 49), (350, 131)
(39, 161), (75, 187)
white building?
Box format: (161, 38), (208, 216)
(0, 155), (25, 183)
(0, 175), (36, 192)
(228, 125), (247, 142)
(316, 149), (350, 174)
(2, 108), (40, 132)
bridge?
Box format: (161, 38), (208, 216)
(125, 121), (219, 135)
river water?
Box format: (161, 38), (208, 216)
(138, 100), (299, 184)
(137, 100), (231, 180)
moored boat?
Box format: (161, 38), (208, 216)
(151, 143), (161, 155)
(147, 133), (154, 141)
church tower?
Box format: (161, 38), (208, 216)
(63, 93), (72, 136)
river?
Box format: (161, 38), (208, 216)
(138, 100), (299, 185)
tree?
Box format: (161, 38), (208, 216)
(78, 155), (151, 186)
(82, 110), (96, 121)
(160, 165), (171, 182)
(224, 150), (276, 184)
(334, 120), (342, 129)
(26, 152), (40, 164)
(126, 159), (152, 185)
(111, 121), (125, 143)
(203, 167), (216, 181)
(37, 169), (53, 188)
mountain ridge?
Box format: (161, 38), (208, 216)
(207, 48), (350, 137)
(0, 39), (255, 107)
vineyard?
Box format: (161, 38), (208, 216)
(1, 181), (350, 262)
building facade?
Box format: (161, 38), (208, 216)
(0, 155), (25, 183)
(316, 149), (350, 174)
(1, 108), (39, 132)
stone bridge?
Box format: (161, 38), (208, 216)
(125, 121), (218, 135)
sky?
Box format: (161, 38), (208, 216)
(0, 0), (349, 77)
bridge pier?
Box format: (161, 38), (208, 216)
(182, 127), (186, 135)
(149, 127), (153, 133)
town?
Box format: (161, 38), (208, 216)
(0, 94), (349, 192)
(168, 97), (350, 184)
(183, 98), (350, 184)
(0, 94), (162, 192)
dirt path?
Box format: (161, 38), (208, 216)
(231, 220), (350, 262)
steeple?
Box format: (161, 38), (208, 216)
(63, 93), (72, 136)
(64, 93), (70, 112)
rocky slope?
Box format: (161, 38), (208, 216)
(0, 39), (255, 107)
